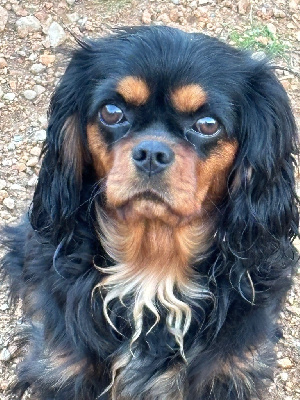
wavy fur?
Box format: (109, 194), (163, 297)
(1, 26), (299, 400)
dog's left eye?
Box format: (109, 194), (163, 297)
(99, 104), (126, 125)
(194, 117), (221, 136)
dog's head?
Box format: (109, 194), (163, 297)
(31, 26), (298, 270)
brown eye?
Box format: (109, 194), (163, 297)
(99, 104), (125, 125)
(194, 117), (221, 136)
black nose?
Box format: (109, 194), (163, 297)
(132, 140), (175, 176)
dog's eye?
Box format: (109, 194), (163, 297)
(194, 117), (221, 136)
(99, 104), (125, 125)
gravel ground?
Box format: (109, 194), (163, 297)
(0, 0), (299, 398)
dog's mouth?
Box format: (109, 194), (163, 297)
(130, 190), (167, 204)
(123, 189), (172, 212)
(110, 189), (182, 224)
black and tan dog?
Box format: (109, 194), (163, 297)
(2, 26), (299, 399)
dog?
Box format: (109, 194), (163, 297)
(1, 26), (299, 400)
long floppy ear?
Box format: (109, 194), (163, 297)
(30, 41), (97, 245)
(216, 61), (299, 302)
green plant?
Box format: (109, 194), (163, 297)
(93, 0), (131, 12)
(229, 25), (287, 56)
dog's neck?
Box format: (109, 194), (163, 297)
(93, 205), (214, 356)
(98, 212), (211, 277)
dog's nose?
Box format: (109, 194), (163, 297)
(132, 140), (174, 176)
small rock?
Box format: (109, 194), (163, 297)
(13, 135), (23, 142)
(23, 90), (37, 100)
(16, 162), (26, 172)
(67, 12), (80, 23)
(287, 22), (295, 29)
(267, 23), (276, 35)
(39, 54), (55, 66)
(171, 0), (180, 4)
(66, 0), (76, 4)
(142, 10), (152, 24)
(157, 13), (171, 24)
(35, 11), (49, 23)
(78, 17), (88, 27)
(0, 179), (6, 190)
(28, 53), (38, 61)
(0, 380), (8, 390)
(0, 87), (3, 98)
(47, 22), (66, 47)
(12, 4), (28, 16)
(38, 116), (48, 129)
(7, 142), (16, 150)
(30, 146), (41, 156)
(237, 0), (250, 14)
(85, 21), (93, 31)
(0, 57), (7, 68)
(28, 175), (38, 187)
(0, 190), (8, 201)
(296, 31), (300, 41)
(198, 0), (209, 4)
(274, 8), (286, 18)
(16, 15), (41, 38)
(33, 129), (47, 142)
(41, 16), (53, 35)
(0, 303), (9, 311)
(169, 9), (179, 22)
(0, 348), (12, 362)
(33, 85), (46, 95)
(287, 306), (300, 315)
(3, 197), (15, 210)
(277, 358), (293, 369)
(27, 157), (39, 167)
(30, 63), (46, 74)
(2, 159), (12, 167)
(45, 3), (54, 10)
(3, 92), (15, 101)
(257, 36), (269, 46)
(11, 183), (26, 191)
(189, 0), (198, 7)
(0, 6), (8, 32)
(280, 371), (289, 381)
(289, 0), (299, 10)
(9, 80), (17, 91)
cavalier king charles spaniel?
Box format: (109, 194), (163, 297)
(2, 26), (299, 400)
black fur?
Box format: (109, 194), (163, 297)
(1, 26), (299, 400)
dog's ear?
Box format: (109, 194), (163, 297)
(217, 62), (299, 299)
(30, 41), (96, 245)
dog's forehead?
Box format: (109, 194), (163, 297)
(91, 27), (249, 113)
(115, 76), (207, 113)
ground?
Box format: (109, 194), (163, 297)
(0, 0), (299, 398)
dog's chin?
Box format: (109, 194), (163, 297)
(107, 191), (199, 226)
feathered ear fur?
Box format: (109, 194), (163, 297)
(30, 41), (100, 245)
(216, 62), (299, 302)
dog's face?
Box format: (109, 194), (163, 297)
(83, 29), (241, 226)
(40, 26), (296, 245)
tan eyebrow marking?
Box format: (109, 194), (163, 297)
(171, 84), (207, 113)
(116, 76), (150, 106)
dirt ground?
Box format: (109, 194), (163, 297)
(0, 0), (299, 398)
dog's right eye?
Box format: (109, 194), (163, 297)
(99, 104), (125, 125)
